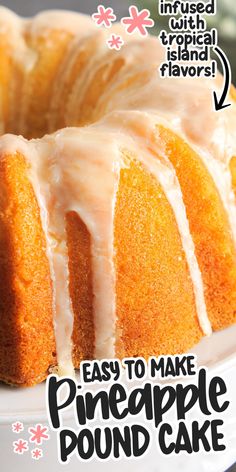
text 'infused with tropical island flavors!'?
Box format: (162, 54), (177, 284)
(158, 0), (218, 78)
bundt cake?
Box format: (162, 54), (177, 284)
(0, 7), (236, 386)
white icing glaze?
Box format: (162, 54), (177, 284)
(38, 129), (122, 361)
(1, 8), (236, 375)
(29, 139), (75, 377)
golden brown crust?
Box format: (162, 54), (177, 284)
(66, 211), (94, 367)
(0, 372), (47, 388)
(115, 160), (203, 359)
(158, 126), (236, 331)
(0, 152), (55, 386)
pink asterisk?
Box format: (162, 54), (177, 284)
(31, 448), (43, 460)
(107, 34), (124, 51)
(121, 6), (154, 36)
(92, 5), (116, 28)
(12, 421), (24, 433)
(28, 424), (49, 445)
(13, 439), (29, 454)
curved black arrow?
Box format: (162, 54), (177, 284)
(213, 46), (232, 112)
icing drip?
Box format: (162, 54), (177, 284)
(194, 150), (236, 248)
(28, 141), (75, 377)
(144, 161), (211, 336)
(31, 130), (122, 365)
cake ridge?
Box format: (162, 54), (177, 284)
(102, 112), (212, 336)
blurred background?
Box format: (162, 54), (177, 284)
(0, 0), (235, 83)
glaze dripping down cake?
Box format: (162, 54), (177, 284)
(0, 7), (236, 386)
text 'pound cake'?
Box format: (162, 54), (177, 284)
(0, 7), (236, 386)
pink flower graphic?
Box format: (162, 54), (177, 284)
(28, 424), (49, 445)
(31, 448), (43, 460)
(121, 6), (154, 36)
(92, 5), (116, 28)
(12, 421), (24, 433)
(107, 34), (124, 51)
(13, 439), (29, 454)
